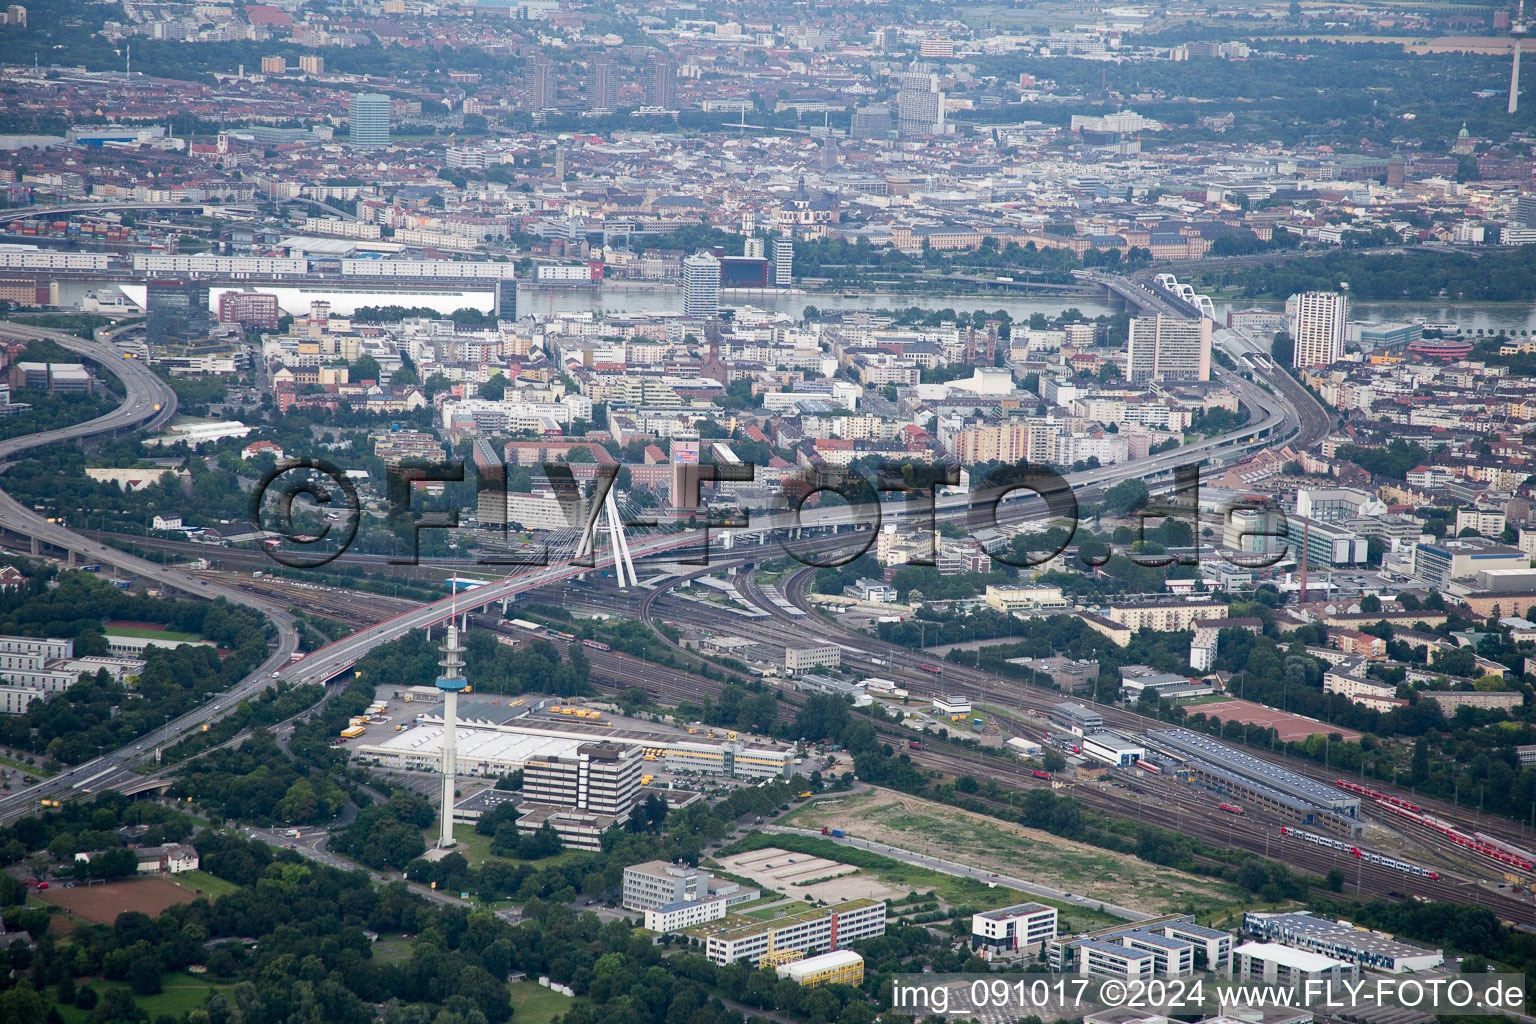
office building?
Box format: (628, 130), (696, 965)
(1050, 915), (1228, 977)
(1049, 701), (1103, 736)
(784, 646), (841, 673)
(472, 440), (508, 528)
(648, 52), (675, 108)
(588, 54), (615, 111)
(216, 291), (280, 330)
(1347, 320), (1422, 353)
(851, 104), (893, 140)
(623, 860), (759, 912)
(1231, 942), (1357, 987)
(773, 236), (794, 286)
(744, 237), (766, 259)
(1223, 504), (1289, 563)
(971, 903), (1058, 958)
(1243, 912), (1442, 973)
(776, 951), (864, 988)
(348, 93), (391, 147)
(145, 279), (213, 347)
(1076, 939), (1154, 981)
(646, 898), (728, 932)
(522, 741), (642, 820)
(1412, 539), (1529, 589)
(897, 71), (945, 137)
(1127, 314), (1211, 383)
(1120, 931), (1195, 977)
(495, 278), (517, 319)
(719, 256), (768, 288)
(682, 252), (720, 318)
(670, 430), (701, 508)
(699, 899), (886, 965)
(1286, 291), (1348, 368)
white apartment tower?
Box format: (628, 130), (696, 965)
(1126, 314), (1211, 383)
(1286, 291), (1348, 369)
(682, 251), (721, 318)
(773, 236), (794, 286)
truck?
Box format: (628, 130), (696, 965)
(340, 725), (366, 739)
(820, 827), (846, 837)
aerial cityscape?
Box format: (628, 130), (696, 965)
(5, 0), (1536, 1021)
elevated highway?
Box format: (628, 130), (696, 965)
(0, 291), (1309, 820)
(0, 320), (299, 823)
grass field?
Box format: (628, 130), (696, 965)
(507, 982), (580, 1024)
(53, 972), (232, 1024)
(442, 825), (591, 873)
(171, 870), (240, 901)
(449, 824), (496, 865)
(103, 626), (203, 642)
(372, 938), (414, 961)
(781, 788), (1246, 919)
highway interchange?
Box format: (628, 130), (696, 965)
(0, 278), (1319, 829)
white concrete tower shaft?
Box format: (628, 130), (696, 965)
(435, 599), (468, 849)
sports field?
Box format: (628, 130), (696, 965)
(1190, 699), (1360, 742)
(36, 878), (196, 923)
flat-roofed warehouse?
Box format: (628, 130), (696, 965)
(370, 699), (795, 778)
(1147, 728), (1363, 837)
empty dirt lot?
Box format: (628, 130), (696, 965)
(37, 878), (196, 924)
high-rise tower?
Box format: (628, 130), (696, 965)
(1512, 0), (1527, 114)
(435, 602), (469, 849)
(1285, 291), (1348, 369)
(589, 54), (616, 112)
(529, 53), (554, 112)
(682, 251), (720, 318)
(349, 93), (391, 147)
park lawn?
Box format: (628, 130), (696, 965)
(53, 973), (232, 1024)
(0, 751), (50, 776)
(441, 826), (592, 873)
(171, 870), (240, 901)
(103, 626), (202, 642)
(507, 982), (581, 1024)
(450, 824), (496, 866)
(372, 938), (414, 961)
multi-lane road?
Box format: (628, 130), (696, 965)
(0, 301), (1321, 823)
(0, 322), (301, 823)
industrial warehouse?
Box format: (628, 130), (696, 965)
(351, 694), (796, 779)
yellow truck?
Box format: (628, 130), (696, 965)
(340, 725), (366, 739)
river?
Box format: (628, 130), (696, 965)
(61, 280), (1536, 333)
(67, 280), (1117, 322)
(1215, 299), (1536, 335)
